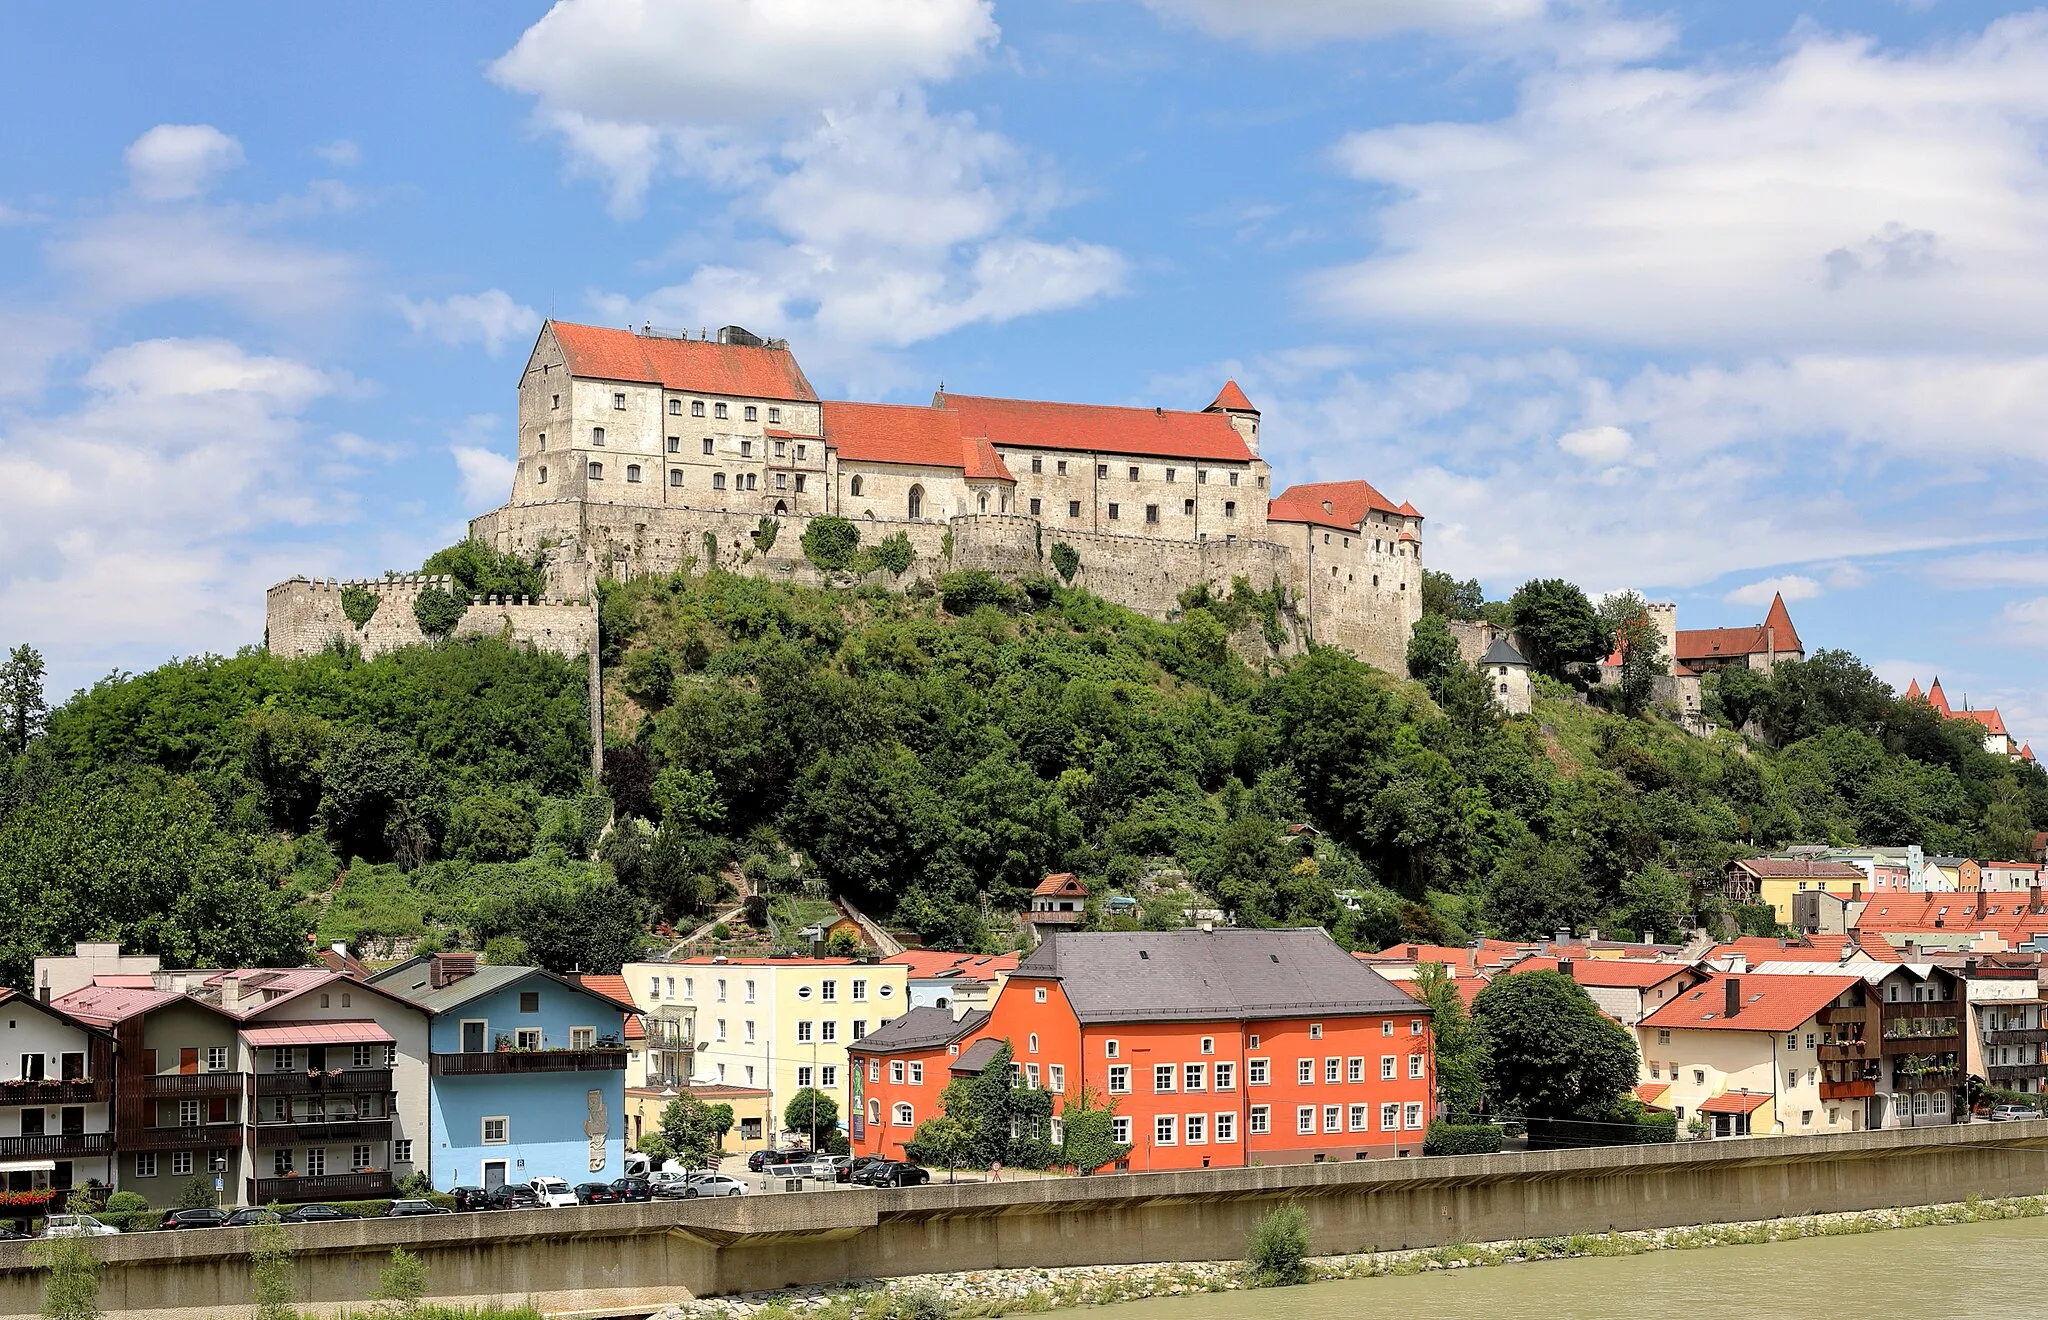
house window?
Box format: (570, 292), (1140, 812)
(1409, 1055), (1425, 1079)
(1381, 1102), (1399, 1131)
(570, 1027), (596, 1050)
(519, 992), (540, 1013)
(352, 1044), (374, 1069)
(1165, 468), (1177, 482)
(1224, 501), (1237, 518)
(797, 1021), (813, 1043)
(1183, 498), (1195, 515)
(1108, 1065), (1131, 1093)
(891, 1060), (905, 1084)
(1405, 1103), (1425, 1129)
(135, 1153), (157, 1179)
(908, 486), (924, 518)
(483, 1116), (509, 1144)
(1298, 1059), (1313, 1084)
(592, 427), (605, 446)
(1049, 1064), (1065, 1092)
(1198, 469), (1208, 483)
(1029, 498), (1042, 515)
(1200, 1037), (1214, 1056)
(670, 469), (684, 486)
(272, 1150), (293, 1176)
(821, 1021), (838, 1043)
(272, 1048), (296, 1072)
(745, 406), (758, 421)
(1325, 1058), (1340, 1084)
(895, 1103), (914, 1126)
(1310, 1024), (1323, 1040)
(1297, 1107), (1315, 1134)
(352, 1144), (373, 1172)
(171, 1150), (194, 1176)
(1028, 1033), (1040, 1053)
(1155, 1115), (1176, 1145)
(1068, 501), (1082, 518)
(1411, 1019), (1423, 1036)
(769, 407), (781, 423)
(626, 464), (642, 483)
(588, 462), (603, 480)
(702, 437), (715, 455)
(206, 1047), (228, 1072)
(908, 1061), (924, 1085)
(741, 439), (752, 457)
(1382, 1021), (1394, 1037)
(797, 1066), (814, 1087)
(1214, 1062), (1235, 1090)
(1154, 1065), (1175, 1092)
(516, 1028), (542, 1050)
(1186, 1114), (1207, 1143)
(1185, 1064), (1205, 1091)
(1228, 471), (1240, 486)
(1382, 1056), (1396, 1080)
(715, 403), (729, 419)
(1249, 1105), (1270, 1134)
(395, 1140), (413, 1165)
(822, 1065), (838, 1088)
(1056, 460), (1069, 476)
(1111, 1116), (1131, 1145)
(1248, 1058), (1268, 1085)
(1324, 1105), (1341, 1133)
(692, 401), (705, 417)
(1658, 1029), (1671, 1045)
(1350, 1104), (1369, 1131)
(1026, 1064), (1041, 1088)
(1105, 1040), (1120, 1058)
(1128, 466), (1139, 481)
(1097, 464), (1109, 479)
(713, 474), (726, 490)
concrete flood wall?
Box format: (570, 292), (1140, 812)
(6, 1123), (2048, 1319)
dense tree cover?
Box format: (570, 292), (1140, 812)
(1473, 970), (1639, 1119)
(420, 540), (548, 601)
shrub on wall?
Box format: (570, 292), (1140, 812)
(870, 531), (914, 577)
(1050, 542), (1080, 582)
(412, 586), (466, 640)
(938, 571), (1022, 614)
(1423, 1121), (1504, 1156)
(340, 585), (381, 629)
(801, 516), (861, 572)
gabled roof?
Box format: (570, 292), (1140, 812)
(1033, 872), (1087, 898)
(371, 963), (638, 1017)
(1730, 859), (1867, 881)
(546, 321), (818, 402)
(935, 392), (1255, 463)
(1017, 928), (1416, 1024)
(854, 1006), (988, 1055)
(1761, 592), (1804, 655)
(571, 974), (645, 1040)
(1639, 973), (1860, 1033)
(50, 983), (188, 1026)
(1267, 480), (1410, 533)
(951, 1037), (1006, 1074)
(823, 400), (1015, 481)
(1957, 707), (2010, 737)
(1479, 638), (1528, 667)
(884, 951), (1020, 981)
(1560, 960), (1700, 990)
(1206, 380), (1257, 414)
(1699, 1091), (1772, 1115)
(0, 987), (117, 1040)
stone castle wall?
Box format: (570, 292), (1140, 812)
(265, 575), (597, 662)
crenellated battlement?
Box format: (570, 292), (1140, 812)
(263, 575), (598, 662)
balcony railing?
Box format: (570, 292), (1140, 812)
(0, 1132), (113, 1159)
(254, 1068), (394, 1098)
(1819, 1079), (1876, 1100)
(139, 1072), (245, 1097)
(1988, 1063), (2048, 1083)
(0, 1078), (110, 1105)
(1891, 1065), (1962, 1089)
(251, 1117), (393, 1148)
(122, 1121), (242, 1151)
(1817, 1042), (1873, 1062)
(431, 1048), (628, 1076)
(1816, 1005), (1872, 1027)
(246, 1172), (394, 1205)
(1983, 1028), (2048, 1047)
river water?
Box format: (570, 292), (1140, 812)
(1088, 1218), (2048, 1320)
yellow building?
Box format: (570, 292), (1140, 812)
(1729, 859), (1870, 924)
(1637, 972), (1868, 1138)
(619, 957), (909, 1145)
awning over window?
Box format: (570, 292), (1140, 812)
(240, 1020), (394, 1047)
(1699, 1091), (1771, 1115)
(0, 1159), (58, 1174)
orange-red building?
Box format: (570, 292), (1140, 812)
(851, 928), (1434, 1171)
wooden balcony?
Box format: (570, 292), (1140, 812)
(122, 1121), (241, 1152)
(247, 1171), (393, 1205)
(1816, 1005), (1872, 1028)
(0, 1078), (110, 1105)
(1819, 1079), (1877, 1100)
(0, 1132), (113, 1159)
(138, 1072), (245, 1097)
(254, 1068), (393, 1098)
(1982, 1028), (2048, 1047)
(431, 1048), (627, 1076)
(1817, 1041), (1873, 1063)
(251, 1117), (393, 1149)
(1988, 1063), (2048, 1084)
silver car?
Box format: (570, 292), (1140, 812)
(683, 1174), (749, 1198)
(43, 1214), (120, 1239)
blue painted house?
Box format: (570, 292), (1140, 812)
(370, 954), (632, 1193)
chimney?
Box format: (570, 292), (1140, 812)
(330, 941), (348, 957)
(218, 976), (243, 1010)
(1724, 977), (1742, 1018)
(1556, 926), (1572, 946)
(1852, 882), (1862, 902)
(2032, 884), (2042, 915)
(1559, 959), (1575, 981)
(428, 953), (477, 990)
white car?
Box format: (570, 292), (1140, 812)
(649, 1170), (697, 1198)
(683, 1174), (749, 1198)
(528, 1177), (581, 1209)
(43, 1214), (120, 1238)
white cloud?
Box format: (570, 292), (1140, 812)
(1320, 15), (2048, 354)
(1724, 574), (1823, 606)
(1999, 595), (2048, 646)
(125, 124), (245, 201)
(451, 446), (516, 510)
(1136, 0), (1544, 45)
(1557, 423), (1632, 462)
(315, 139), (361, 168)
(397, 289), (540, 356)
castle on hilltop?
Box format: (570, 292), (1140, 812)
(273, 321), (1425, 672)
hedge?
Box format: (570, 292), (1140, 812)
(1423, 1122), (1504, 1156)
(1526, 1111), (1677, 1150)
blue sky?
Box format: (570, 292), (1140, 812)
(3, 0), (2045, 739)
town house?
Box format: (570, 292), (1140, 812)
(0, 988), (115, 1222)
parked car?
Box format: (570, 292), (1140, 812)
(812, 1154), (854, 1183)
(280, 1204), (357, 1224)
(224, 1208), (283, 1227)
(851, 1161), (930, 1188)
(46, 1214), (123, 1237)
(747, 1147), (812, 1172)
(486, 1184), (541, 1211)
(610, 1176), (653, 1203)
(574, 1182), (621, 1205)
(158, 1208), (228, 1231)
(448, 1186), (492, 1212)
(1987, 1103), (2039, 1122)
(682, 1174), (749, 1198)
(529, 1177), (580, 1209)
(648, 1170), (695, 1199)
(849, 1154), (889, 1177)
(386, 1200), (452, 1217)
(0, 1226), (26, 1241)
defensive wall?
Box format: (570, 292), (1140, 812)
(265, 575), (598, 662)
(7, 1122), (2046, 1319)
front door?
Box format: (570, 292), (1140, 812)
(461, 1021), (487, 1053)
(178, 1048), (198, 1075)
(482, 1161), (508, 1191)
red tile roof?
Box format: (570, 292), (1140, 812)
(1904, 679), (1923, 700)
(884, 951), (1021, 980)
(1856, 894), (2048, 936)
(1267, 480), (1411, 533)
(669, 956), (863, 966)
(1639, 973), (1861, 1033)
(1927, 678), (1952, 716)
(572, 974), (645, 1040)
(1033, 872), (1086, 897)
(824, 400), (1015, 479)
(1206, 380), (1257, 413)
(936, 392), (1256, 463)
(1698, 1091), (1772, 1115)
(1957, 707), (2011, 737)
(1560, 960), (1700, 989)
(548, 321), (818, 402)
(1761, 592), (1804, 655)
(1634, 1082), (1672, 1107)
(240, 1020), (394, 1048)
(1675, 593), (1804, 662)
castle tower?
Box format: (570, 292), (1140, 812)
(1205, 380), (1260, 456)
(1480, 637), (1533, 716)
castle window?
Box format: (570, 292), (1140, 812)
(1258, 475), (1266, 488)
(667, 437), (680, 453)
(1323, 533), (1330, 545)
(703, 438), (715, 455)
(1097, 464), (1109, 479)
(1343, 537), (1350, 547)
(774, 440), (786, 458)
(551, 394), (560, 409)
(1224, 501), (1236, 518)
(591, 427), (605, 445)
(794, 474), (806, 493)
(537, 466), (547, 484)
(745, 405), (758, 421)
(1500, 684), (1509, 695)
(1056, 460), (1068, 476)
(1145, 505), (1159, 524)
(850, 476), (863, 497)
(715, 402), (729, 419)
(713, 474), (727, 491)
(613, 392), (627, 410)
(670, 469), (683, 487)
(979, 492), (989, 512)
(745, 473), (757, 490)
(692, 401), (705, 417)
(669, 399), (682, 414)
(1183, 498), (1195, 515)
(587, 462), (603, 480)
(1029, 498), (1042, 515)
(1031, 456), (1042, 474)
(1228, 471), (1239, 486)
(776, 473), (788, 490)
(1165, 468), (1176, 482)
(796, 444), (807, 461)
(908, 485), (924, 519)
(1198, 469), (1208, 484)
(741, 440), (752, 458)
(626, 464), (642, 483)
(1108, 503), (1120, 520)
(768, 407), (781, 423)
(1128, 466), (1139, 481)
(1373, 574), (1379, 586)
(1068, 500), (1081, 518)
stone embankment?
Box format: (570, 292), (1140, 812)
(654, 1193), (2048, 1320)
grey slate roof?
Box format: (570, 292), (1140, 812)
(951, 1037), (1005, 1074)
(1014, 928), (1418, 1024)
(855, 1006), (987, 1055)
(1480, 638), (1528, 667)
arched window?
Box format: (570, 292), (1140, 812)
(537, 466), (548, 484)
(978, 491), (989, 513)
(1028, 1033), (1039, 1054)
(587, 462), (603, 480)
(744, 405), (758, 421)
(907, 485), (924, 519)
(745, 473), (758, 491)
(668, 398), (682, 414)
(712, 473), (727, 491)
(714, 402), (729, 419)
(774, 499), (787, 515)
(592, 427), (605, 446)
(849, 475), (863, 497)
(868, 1098), (881, 1125)
(626, 464), (642, 483)
(893, 1103), (914, 1127)
(669, 469), (683, 486)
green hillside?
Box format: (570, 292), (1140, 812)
(1, 559), (2041, 983)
